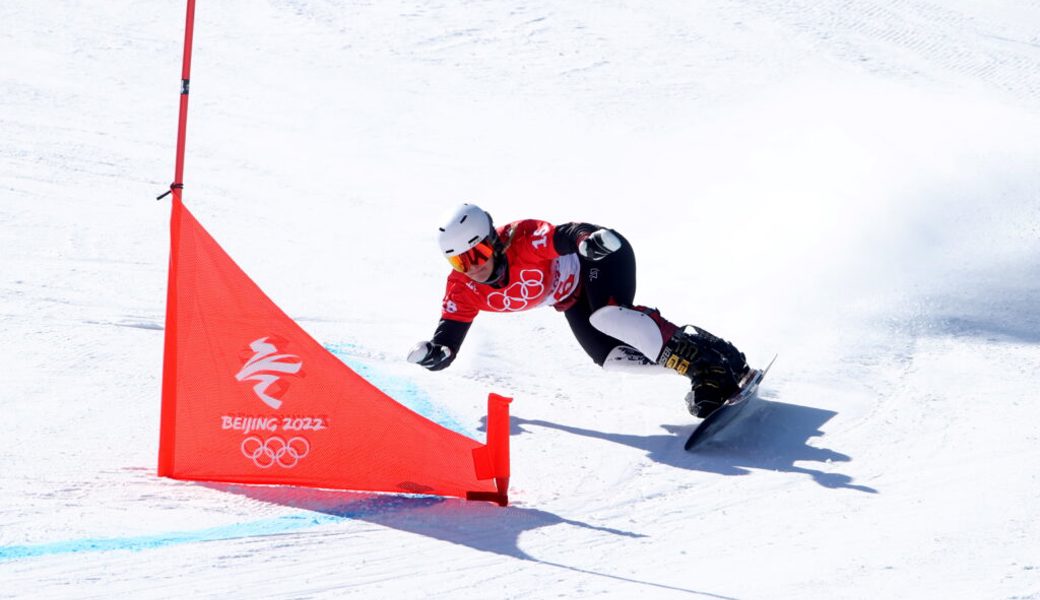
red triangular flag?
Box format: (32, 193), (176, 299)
(158, 198), (509, 503)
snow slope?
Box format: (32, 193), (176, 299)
(2, 0), (1040, 598)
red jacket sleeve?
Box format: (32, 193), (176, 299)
(440, 272), (481, 323)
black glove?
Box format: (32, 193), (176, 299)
(407, 341), (453, 371)
(577, 229), (622, 261)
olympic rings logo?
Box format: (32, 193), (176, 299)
(241, 435), (310, 469)
(487, 269), (544, 312)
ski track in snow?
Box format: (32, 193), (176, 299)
(2, 0), (1040, 598)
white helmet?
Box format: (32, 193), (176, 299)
(437, 203), (507, 284)
(437, 203), (493, 256)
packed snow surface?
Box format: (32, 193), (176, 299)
(2, 0), (1040, 598)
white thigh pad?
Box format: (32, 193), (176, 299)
(589, 306), (665, 361)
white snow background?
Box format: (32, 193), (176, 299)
(2, 0), (1040, 598)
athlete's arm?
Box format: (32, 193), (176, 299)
(553, 222), (601, 255)
(409, 270), (480, 371)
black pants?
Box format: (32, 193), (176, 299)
(563, 231), (638, 366)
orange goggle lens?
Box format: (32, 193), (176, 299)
(447, 240), (495, 274)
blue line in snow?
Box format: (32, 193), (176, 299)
(0, 494), (445, 562)
(0, 345), (468, 563)
(0, 513), (347, 561)
(324, 342), (476, 436)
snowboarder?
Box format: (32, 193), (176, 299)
(407, 203), (749, 418)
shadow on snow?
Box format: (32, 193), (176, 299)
(0, 484), (734, 596)
(205, 482), (639, 562)
(206, 484), (737, 598)
(510, 397), (877, 494)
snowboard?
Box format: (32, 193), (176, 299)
(684, 354), (778, 451)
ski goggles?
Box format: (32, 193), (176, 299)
(446, 239), (496, 274)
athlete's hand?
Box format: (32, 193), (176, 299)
(407, 341), (453, 371)
(578, 229), (622, 261)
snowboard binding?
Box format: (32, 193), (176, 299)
(658, 325), (749, 418)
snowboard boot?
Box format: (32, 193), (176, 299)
(657, 325), (749, 418)
(684, 369), (735, 418)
